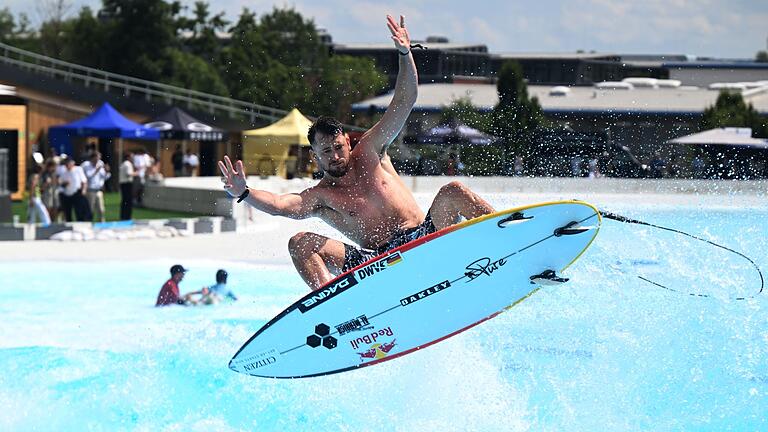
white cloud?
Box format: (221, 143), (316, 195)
(2, 0), (765, 57)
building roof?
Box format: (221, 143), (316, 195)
(494, 52), (618, 60)
(334, 42), (487, 52)
(353, 82), (768, 115)
(664, 62), (768, 70)
(668, 128), (768, 148)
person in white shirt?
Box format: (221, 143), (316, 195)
(81, 151), (112, 222)
(119, 153), (136, 220)
(132, 149), (151, 206)
(184, 149), (200, 176)
(59, 157), (91, 221)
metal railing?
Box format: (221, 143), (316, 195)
(0, 41), (291, 123)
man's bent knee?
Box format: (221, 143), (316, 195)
(438, 180), (467, 197)
(288, 232), (323, 257)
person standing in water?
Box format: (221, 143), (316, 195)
(218, 15), (495, 291)
(155, 265), (209, 306)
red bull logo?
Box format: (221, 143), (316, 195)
(350, 326), (394, 350)
(357, 339), (397, 361)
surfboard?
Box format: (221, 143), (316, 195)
(229, 200), (601, 378)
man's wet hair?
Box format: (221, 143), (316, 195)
(308, 117), (344, 146)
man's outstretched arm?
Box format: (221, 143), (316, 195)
(218, 156), (319, 219)
(359, 15), (418, 159)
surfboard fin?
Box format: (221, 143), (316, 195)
(554, 221), (593, 237)
(497, 212), (534, 228)
(530, 270), (569, 286)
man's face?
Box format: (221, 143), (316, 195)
(312, 131), (351, 178)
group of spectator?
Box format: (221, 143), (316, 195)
(27, 150), (110, 225)
(28, 145), (165, 224)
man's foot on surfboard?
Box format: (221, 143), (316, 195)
(530, 270), (569, 286)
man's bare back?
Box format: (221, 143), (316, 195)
(218, 15), (494, 290)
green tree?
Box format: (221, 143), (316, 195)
(179, 1), (229, 62)
(314, 55), (387, 121)
(439, 96), (489, 130)
(756, 50), (768, 63)
(0, 7), (31, 44)
(435, 97), (499, 176)
(162, 47), (228, 96)
(98, 0), (182, 80)
(483, 61), (546, 174)
(700, 91), (768, 138)
(259, 7), (325, 70)
(219, 7), (384, 116)
(0, 8), (15, 42)
(58, 7), (104, 68)
(490, 61), (545, 150)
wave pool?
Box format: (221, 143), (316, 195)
(1, 205), (767, 431)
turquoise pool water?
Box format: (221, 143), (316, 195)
(1, 206), (767, 431)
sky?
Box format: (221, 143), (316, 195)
(6, 0), (768, 59)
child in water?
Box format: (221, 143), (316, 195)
(201, 269), (237, 304)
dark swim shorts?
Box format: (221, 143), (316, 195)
(341, 213), (436, 273)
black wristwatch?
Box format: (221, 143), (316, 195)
(237, 188), (250, 203)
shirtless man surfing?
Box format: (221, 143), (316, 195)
(219, 14), (495, 290)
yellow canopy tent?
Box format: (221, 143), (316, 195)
(242, 108), (313, 178)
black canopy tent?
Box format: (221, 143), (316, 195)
(144, 107), (226, 176)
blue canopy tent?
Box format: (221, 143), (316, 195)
(49, 102), (160, 157)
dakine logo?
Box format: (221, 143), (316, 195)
(350, 327), (394, 350)
(242, 356), (277, 371)
(357, 252), (402, 280)
(335, 314), (373, 335)
(298, 274), (358, 312)
(464, 257), (507, 282)
(400, 280), (451, 306)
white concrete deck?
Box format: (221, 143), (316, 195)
(2, 177), (766, 262)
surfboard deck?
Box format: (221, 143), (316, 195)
(229, 200), (601, 378)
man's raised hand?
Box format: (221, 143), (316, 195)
(387, 15), (410, 55)
(218, 155), (247, 197)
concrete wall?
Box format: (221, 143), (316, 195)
(153, 174), (768, 195)
(144, 175), (768, 226)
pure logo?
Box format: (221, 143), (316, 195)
(298, 274), (358, 312)
(464, 257), (507, 282)
(400, 280), (451, 306)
